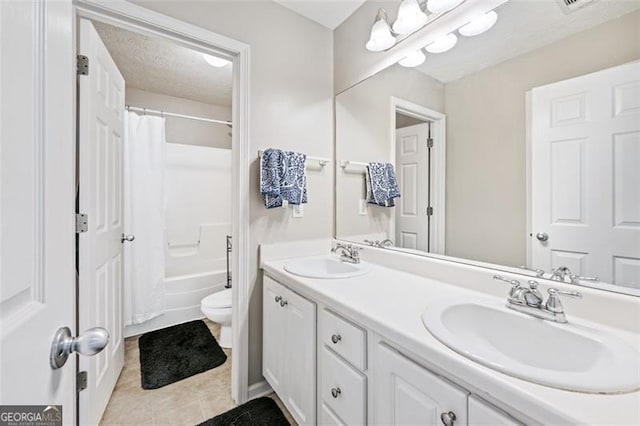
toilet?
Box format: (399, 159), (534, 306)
(201, 288), (232, 348)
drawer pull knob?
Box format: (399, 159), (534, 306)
(440, 411), (456, 426)
(331, 387), (341, 398)
(331, 334), (342, 344)
(280, 299), (288, 307)
(275, 296), (282, 303)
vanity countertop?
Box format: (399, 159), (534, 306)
(262, 255), (640, 426)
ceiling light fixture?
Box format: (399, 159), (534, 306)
(425, 33), (458, 53)
(366, 9), (397, 52)
(202, 53), (231, 68)
(398, 50), (427, 67)
(393, 0), (429, 35)
(458, 11), (498, 37)
(426, 0), (465, 14)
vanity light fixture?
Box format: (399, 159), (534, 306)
(366, 9), (397, 52)
(426, 0), (465, 14)
(398, 49), (427, 67)
(458, 11), (498, 37)
(425, 33), (458, 53)
(202, 53), (231, 67)
(393, 0), (429, 35)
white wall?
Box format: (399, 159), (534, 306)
(336, 65), (444, 239)
(444, 10), (640, 267)
(128, 0), (334, 386)
(125, 87), (232, 149)
(164, 143), (231, 277)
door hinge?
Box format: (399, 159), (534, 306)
(426, 206), (434, 216)
(427, 138), (434, 148)
(77, 371), (88, 392)
(76, 55), (89, 75)
(76, 213), (88, 233)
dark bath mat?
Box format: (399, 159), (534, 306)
(139, 320), (227, 389)
(198, 397), (290, 426)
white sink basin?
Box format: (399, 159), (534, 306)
(422, 298), (640, 393)
(284, 256), (369, 279)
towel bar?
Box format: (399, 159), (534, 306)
(258, 150), (330, 167)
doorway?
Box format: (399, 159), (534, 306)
(390, 97), (447, 255)
(74, 0), (251, 423)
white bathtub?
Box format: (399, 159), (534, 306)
(124, 256), (229, 337)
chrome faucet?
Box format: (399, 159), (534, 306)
(551, 266), (599, 285)
(364, 239), (394, 248)
(493, 275), (582, 323)
(331, 243), (362, 264)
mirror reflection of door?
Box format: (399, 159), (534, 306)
(395, 117), (431, 252)
(530, 61), (640, 289)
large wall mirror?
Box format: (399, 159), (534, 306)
(335, 0), (640, 295)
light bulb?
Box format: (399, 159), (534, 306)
(398, 50), (426, 67)
(427, 0), (464, 14)
(392, 0), (428, 35)
(203, 53), (231, 67)
(366, 13), (396, 52)
(459, 11), (498, 37)
(425, 33), (458, 53)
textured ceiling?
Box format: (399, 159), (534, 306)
(94, 22), (232, 107)
(415, 0), (640, 83)
(273, 0), (367, 29)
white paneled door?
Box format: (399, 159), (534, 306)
(395, 123), (430, 251)
(78, 19), (125, 424)
(531, 61), (640, 290)
(0, 0), (76, 418)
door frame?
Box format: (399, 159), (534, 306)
(390, 96), (446, 254)
(73, 0), (252, 404)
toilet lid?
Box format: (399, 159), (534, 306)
(202, 288), (232, 309)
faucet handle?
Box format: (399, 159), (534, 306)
(493, 275), (520, 287)
(569, 274), (599, 284)
(545, 288), (582, 314)
(547, 288), (582, 298)
(519, 266), (546, 278)
(494, 275), (521, 298)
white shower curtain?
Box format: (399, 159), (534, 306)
(123, 112), (166, 325)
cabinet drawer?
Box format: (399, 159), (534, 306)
(319, 308), (366, 370)
(321, 347), (366, 425)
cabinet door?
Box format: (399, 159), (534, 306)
(469, 396), (521, 426)
(375, 343), (468, 426)
(283, 286), (317, 425)
(263, 276), (287, 394)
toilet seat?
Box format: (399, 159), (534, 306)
(202, 288), (232, 309)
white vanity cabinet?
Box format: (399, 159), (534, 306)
(262, 275), (316, 425)
(263, 273), (524, 426)
(375, 342), (469, 425)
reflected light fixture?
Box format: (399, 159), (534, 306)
(425, 33), (458, 53)
(399, 50), (426, 67)
(426, 0), (465, 14)
(458, 11), (498, 37)
(202, 53), (231, 67)
(393, 0), (429, 35)
(366, 9), (396, 52)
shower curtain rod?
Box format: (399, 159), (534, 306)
(125, 105), (232, 126)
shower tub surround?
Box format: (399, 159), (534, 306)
(259, 239), (640, 425)
(125, 144), (231, 337)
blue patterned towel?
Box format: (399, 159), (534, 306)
(366, 162), (401, 207)
(260, 148), (307, 209)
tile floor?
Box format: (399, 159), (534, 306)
(100, 320), (295, 425)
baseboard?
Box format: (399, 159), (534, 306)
(247, 380), (273, 400)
